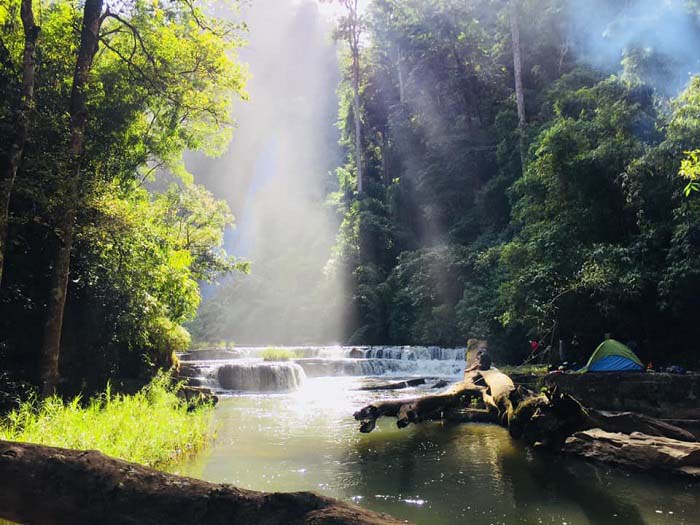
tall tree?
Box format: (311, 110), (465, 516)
(509, 0), (527, 174)
(0, 0), (39, 288)
(330, 0), (364, 193)
(40, 0), (105, 395)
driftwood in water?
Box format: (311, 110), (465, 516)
(353, 368), (698, 474)
(0, 440), (407, 525)
(359, 378), (426, 391)
(353, 369), (522, 433)
(353, 375), (487, 433)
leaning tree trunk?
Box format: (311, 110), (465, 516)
(40, 0), (103, 396)
(0, 0), (39, 288)
(509, 0), (527, 176)
(0, 440), (406, 525)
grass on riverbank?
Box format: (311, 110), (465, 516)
(498, 364), (549, 376)
(0, 374), (212, 468)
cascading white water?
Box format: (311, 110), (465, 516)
(230, 345), (466, 361)
(216, 362), (306, 392)
(360, 347), (465, 361)
(180, 346), (468, 391)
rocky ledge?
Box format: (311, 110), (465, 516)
(563, 428), (700, 478)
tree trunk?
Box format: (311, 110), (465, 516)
(352, 46), (363, 194)
(40, 0), (103, 396)
(0, 0), (39, 288)
(509, 0), (527, 175)
(0, 440), (406, 525)
(380, 131), (390, 185)
(396, 47), (405, 104)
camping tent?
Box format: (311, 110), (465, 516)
(580, 339), (644, 372)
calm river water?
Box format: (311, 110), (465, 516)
(177, 376), (700, 525)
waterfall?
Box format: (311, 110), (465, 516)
(227, 345), (466, 361)
(361, 347), (465, 361)
(179, 346), (468, 390)
(217, 362), (306, 392)
(296, 358), (387, 377)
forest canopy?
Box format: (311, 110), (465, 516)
(2, 0), (700, 399)
(321, 0), (700, 366)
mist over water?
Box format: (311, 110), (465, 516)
(188, 0), (346, 345)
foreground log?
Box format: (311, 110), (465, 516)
(562, 429), (700, 478)
(0, 440), (407, 525)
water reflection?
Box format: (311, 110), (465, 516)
(177, 377), (700, 525)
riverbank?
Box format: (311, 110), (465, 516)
(0, 375), (213, 468)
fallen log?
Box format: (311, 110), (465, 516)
(562, 429), (700, 478)
(352, 366), (699, 477)
(442, 407), (499, 424)
(353, 376), (486, 433)
(353, 369), (519, 433)
(0, 440), (408, 525)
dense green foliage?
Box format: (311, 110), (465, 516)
(0, 0), (247, 393)
(0, 374), (212, 467)
(331, 0), (700, 365)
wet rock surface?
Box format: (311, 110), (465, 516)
(563, 428), (700, 478)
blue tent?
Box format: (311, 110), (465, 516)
(580, 339), (644, 372)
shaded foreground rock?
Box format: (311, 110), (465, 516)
(562, 429), (700, 478)
(0, 440), (408, 525)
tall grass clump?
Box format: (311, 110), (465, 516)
(262, 347), (295, 361)
(498, 364), (549, 376)
(0, 374), (212, 468)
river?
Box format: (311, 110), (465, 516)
(176, 348), (700, 525)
